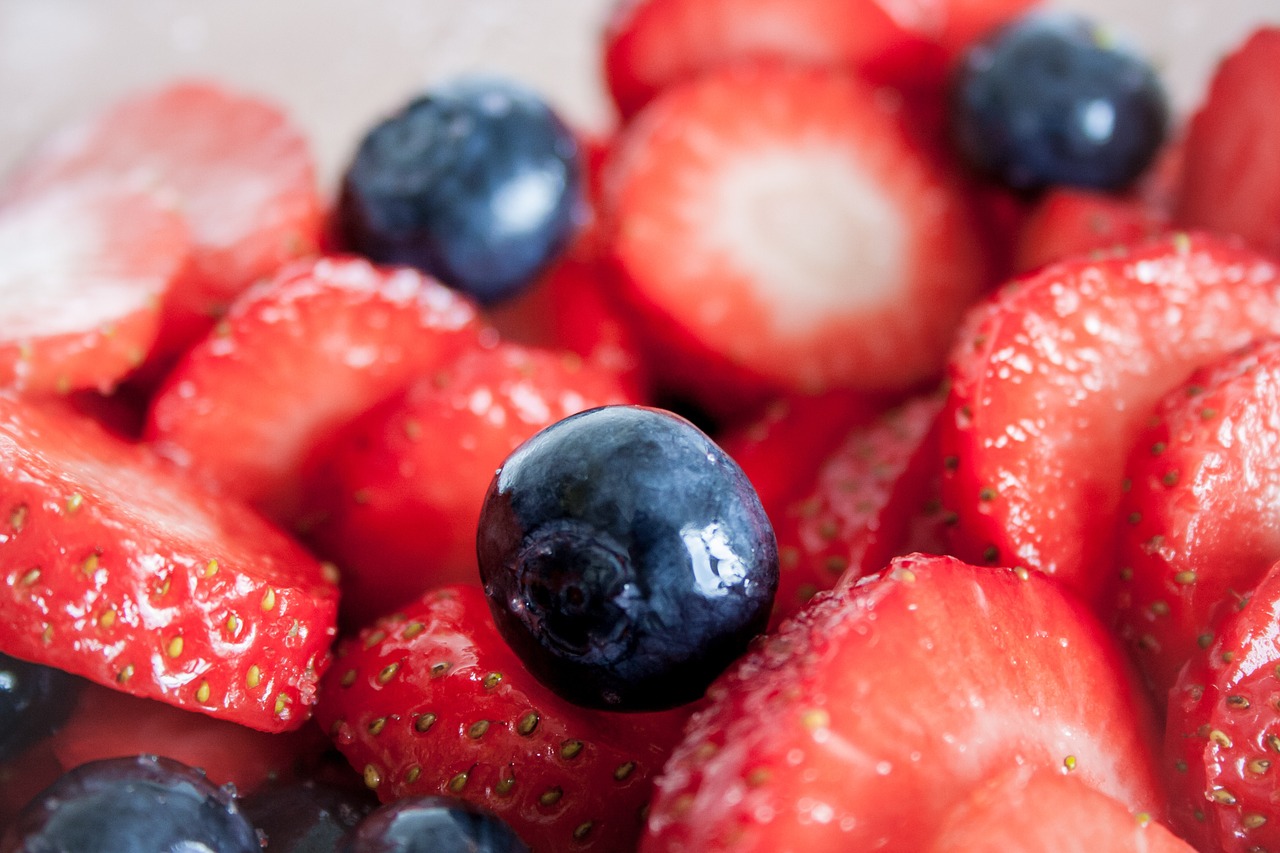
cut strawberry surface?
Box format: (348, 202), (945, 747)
(1115, 338), (1280, 707)
(316, 584), (689, 853)
(602, 63), (989, 412)
(939, 233), (1280, 609)
(0, 182), (190, 395)
(0, 394), (338, 732)
(145, 255), (482, 523)
(1166, 556), (1280, 852)
(642, 553), (1166, 852)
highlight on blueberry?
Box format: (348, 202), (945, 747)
(477, 405), (778, 712)
(337, 75), (584, 305)
(340, 796), (529, 853)
(949, 10), (1169, 192)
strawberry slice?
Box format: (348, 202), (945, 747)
(300, 340), (638, 628)
(1, 80), (324, 369)
(1165, 556), (1280, 852)
(315, 584), (689, 853)
(1013, 187), (1169, 273)
(927, 765), (1194, 853)
(145, 255), (482, 523)
(602, 0), (1036, 118)
(770, 391), (944, 621)
(642, 553), (1166, 852)
(0, 182), (190, 394)
(1175, 28), (1280, 258)
(939, 233), (1280, 609)
(1115, 338), (1280, 706)
(0, 394), (338, 732)
(601, 63), (989, 415)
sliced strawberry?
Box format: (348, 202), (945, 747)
(1, 79), (324, 370)
(1165, 556), (1280, 851)
(315, 584), (689, 853)
(1115, 338), (1280, 707)
(0, 394), (338, 732)
(0, 182), (190, 395)
(602, 0), (1036, 118)
(1175, 28), (1280, 258)
(927, 765), (1194, 853)
(300, 340), (638, 628)
(1013, 187), (1169, 273)
(642, 553), (1166, 852)
(601, 63), (989, 416)
(939, 233), (1280, 610)
(145, 255), (482, 523)
(770, 391), (944, 622)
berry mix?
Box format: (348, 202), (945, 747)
(0, 1), (1278, 851)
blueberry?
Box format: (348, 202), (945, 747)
(477, 405), (778, 711)
(338, 76), (584, 305)
(340, 797), (528, 853)
(0, 653), (81, 763)
(240, 779), (376, 853)
(2, 755), (258, 853)
(949, 11), (1169, 191)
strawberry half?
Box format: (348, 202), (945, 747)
(0, 181), (190, 395)
(642, 553), (1166, 852)
(601, 63), (989, 415)
(145, 255), (482, 524)
(300, 339), (639, 628)
(939, 233), (1280, 609)
(1115, 337), (1280, 707)
(315, 584), (689, 853)
(1165, 556), (1280, 852)
(1013, 187), (1169, 274)
(0, 394), (338, 732)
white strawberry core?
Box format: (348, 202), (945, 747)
(704, 145), (907, 336)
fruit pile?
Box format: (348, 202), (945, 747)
(1, 1), (1279, 851)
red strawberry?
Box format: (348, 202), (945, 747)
(601, 63), (989, 417)
(770, 391), (944, 622)
(1115, 338), (1280, 707)
(1176, 28), (1280, 258)
(641, 553), (1167, 852)
(315, 584), (689, 853)
(300, 340), (639, 628)
(939, 233), (1280, 610)
(0, 740), (63, 827)
(145, 255), (482, 524)
(927, 765), (1194, 853)
(1, 79), (324, 372)
(0, 394), (338, 732)
(1165, 556), (1280, 852)
(1014, 187), (1169, 273)
(0, 182), (190, 395)
(602, 0), (1036, 118)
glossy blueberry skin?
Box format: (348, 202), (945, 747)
(2, 755), (258, 853)
(949, 11), (1168, 191)
(338, 76), (584, 305)
(240, 779), (377, 853)
(478, 405), (778, 711)
(340, 797), (528, 853)
(0, 653), (80, 763)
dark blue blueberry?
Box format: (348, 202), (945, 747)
(240, 779), (377, 853)
(2, 755), (258, 853)
(949, 11), (1169, 191)
(337, 76), (584, 305)
(0, 653), (81, 763)
(477, 405), (778, 711)
(340, 797), (528, 853)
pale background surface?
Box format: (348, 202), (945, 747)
(1, 0), (1276, 187)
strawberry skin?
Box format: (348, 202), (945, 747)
(940, 233), (1280, 609)
(1166, 556), (1280, 852)
(0, 182), (190, 395)
(642, 553), (1166, 852)
(1115, 338), (1280, 707)
(0, 394), (338, 732)
(315, 584), (689, 853)
(602, 63), (989, 414)
(145, 255), (482, 524)
(1014, 187), (1169, 274)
